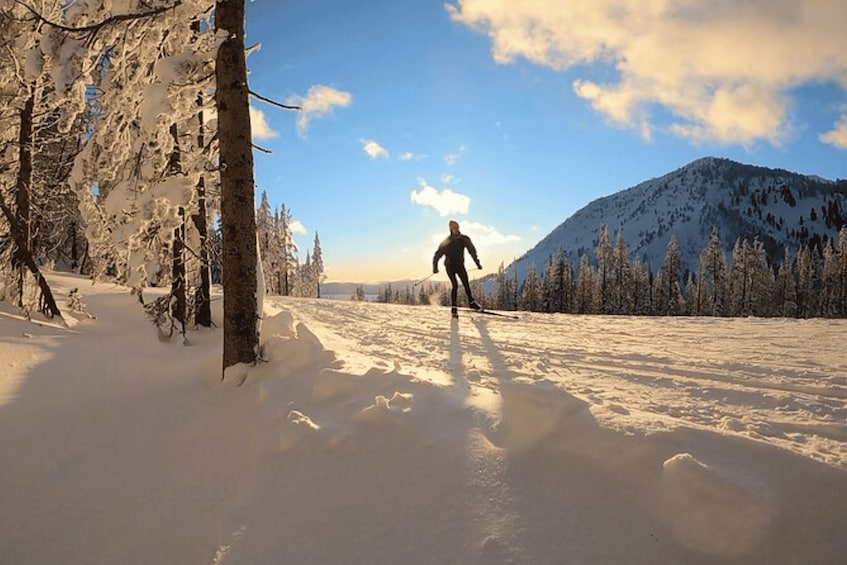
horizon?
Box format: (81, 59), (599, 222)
(243, 1), (847, 283)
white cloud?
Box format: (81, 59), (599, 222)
(820, 109), (847, 149)
(285, 85), (352, 137)
(400, 151), (425, 161)
(249, 106), (278, 141)
(447, 0), (847, 147)
(411, 178), (471, 217)
(360, 138), (389, 159)
(457, 221), (521, 247)
(440, 173), (455, 184)
(290, 219), (308, 235)
(444, 145), (467, 166)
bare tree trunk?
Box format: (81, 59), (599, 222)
(0, 195), (62, 321)
(13, 93), (35, 307)
(216, 0), (259, 376)
(168, 123), (186, 333)
(192, 93), (212, 327)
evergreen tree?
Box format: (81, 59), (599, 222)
(495, 263), (516, 311)
(836, 226), (847, 317)
(774, 249), (798, 317)
(610, 229), (633, 314)
(311, 232), (324, 298)
(818, 242), (839, 317)
(630, 256), (652, 315)
(519, 263), (541, 312)
(697, 227), (729, 316)
(575, 254), (594, 314)
(795, 245), (816, 318)
(594, 224), (613, 313)
(655, 235), (683, 315)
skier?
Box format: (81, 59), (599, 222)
(433, 220), (482, 317)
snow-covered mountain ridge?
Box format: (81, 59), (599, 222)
(510, 157), (847, 278)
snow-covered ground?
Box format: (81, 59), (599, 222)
(1, 272), (846, 564)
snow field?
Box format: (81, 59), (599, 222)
(1, 273), (846, 563)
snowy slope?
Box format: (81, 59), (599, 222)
(512, 157), (847, 278)
(1, 273), (846, 564)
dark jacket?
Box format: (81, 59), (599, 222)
(433, 234), (480, 272)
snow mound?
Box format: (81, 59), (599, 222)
(662, 452), (773, 556)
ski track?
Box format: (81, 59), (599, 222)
(269, 297), (847, 469)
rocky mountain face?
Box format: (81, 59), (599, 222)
(509, 157), (847, 279)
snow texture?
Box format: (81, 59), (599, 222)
(1, 272), (845, 564)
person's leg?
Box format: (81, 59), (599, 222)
(446, 268), (459, 307)
(457, 265), (478, 307)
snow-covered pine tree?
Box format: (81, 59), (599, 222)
(836, 226), (847, 317)
(728, 239), (749, 316)
(655, 235), (683, 316)
(818, 241), (839, 317)
(697, 227), (729, 316)
(610, 229), (633, 314)
(494, 262), (515, 310)
(774, 249), (798, 317)
(311, 232), (324, 299)
(277, 204), (299, 296)
(575, 254), (594, 314)
(748, 238), (774, 317)
(519, 263), (540, 311)
(795, 245), (817, 318)
(594, 224), (613, 313)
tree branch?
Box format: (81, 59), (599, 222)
(13, 0), (181, 36)
(252, 143), (272, 154)
(249, 89), (302, 111)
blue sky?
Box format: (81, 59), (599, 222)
(243, 0), (847, 283)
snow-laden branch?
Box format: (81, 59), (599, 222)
(13, 0), (183, 38)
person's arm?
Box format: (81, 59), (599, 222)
(466, 236), (482, 269)
(433, 248), (443, 273)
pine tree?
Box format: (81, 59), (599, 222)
(519, 263), (541, 312)
(656, 235), (683, 315)
(594, 224), (613, 313)
(697, 227), (729, 316)
(818, 242), (839, 317)
(630, 256), (652, 315)
(774, 249), (798, 317)
(217, 0), (260, 374)
(836, 226), (847, 316)
(610, 229), (633, 314)
(575, 254), (594, 314)
(795, 245), (816, 318)
(312, 232), (324, 298)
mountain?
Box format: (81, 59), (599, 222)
(509, 157), (847, 279)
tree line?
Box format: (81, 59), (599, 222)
(375, 224), (847, 318)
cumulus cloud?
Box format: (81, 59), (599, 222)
(360, 138), (389, 159)
(447, 0), (847, 148)
(285, 85), (352, 136)
(400, 151), (425, 161)
(456, 221), (521, 247)
(820, 110), (847, 149)
(411, 178), (471, 217)
(249, 106), (278, 140)
(290, 219), (308, 235)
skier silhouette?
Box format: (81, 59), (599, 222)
(433, 220), (482, 317)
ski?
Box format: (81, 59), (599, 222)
(456, 307), (519, 320)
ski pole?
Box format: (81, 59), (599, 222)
(413, 272), (435, 287)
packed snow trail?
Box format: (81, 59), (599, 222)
(272, 297), (847, 469)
